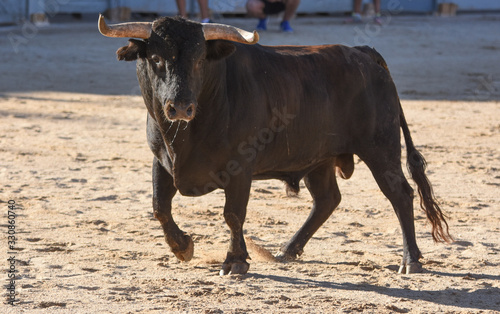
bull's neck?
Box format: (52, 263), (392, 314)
(197, 59), (230, 128)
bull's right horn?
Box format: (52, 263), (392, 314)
(98, 14), (152, 39)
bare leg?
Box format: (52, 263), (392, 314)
(175, 0), (188, 18)
(373, 0), (381, 14)
(353, 0), (362, 14)
(197, 0), (210, 20)
(246, 0), (266, 19)
(283, 0), (300, 21)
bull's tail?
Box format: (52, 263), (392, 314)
(399, 102), (452, 243)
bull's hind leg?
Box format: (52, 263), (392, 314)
(277, 161), (341, 260)
(152, 157), (194, 262)
(359, 153), (423, 274)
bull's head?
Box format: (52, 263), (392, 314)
(99, 15), (259, 122)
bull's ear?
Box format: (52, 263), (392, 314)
(116, 39), (147, 61)
(205, 40), (236, 61)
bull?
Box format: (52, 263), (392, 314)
(98, 15), (451, 275)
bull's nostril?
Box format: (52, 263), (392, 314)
(167, 105), (177, 117)
(186, 105), (193, 117)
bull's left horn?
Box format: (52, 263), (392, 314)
(202, 23), (259, 45)
(98, 14), (152, 39)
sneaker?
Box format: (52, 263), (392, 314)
(373, 16), (382, 25)
(201, 18), (213, 23)
(344, 13), (363, 24)
(280, 20), (294, 33)
(256, 18), (268, 31)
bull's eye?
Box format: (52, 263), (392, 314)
(195, 59), (203, 70)
(151, 55), (163, 67)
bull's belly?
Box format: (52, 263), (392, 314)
(171, 163), (245, 196)
(254, 157), (331, 175)
(171, 157), (333, 197)
(251, 140), (345, 173)
(168, 140), (347, 196)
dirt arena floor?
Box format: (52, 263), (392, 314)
(1, 13), (499, 313)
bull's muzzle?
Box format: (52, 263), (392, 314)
(165, 101), (196, 122)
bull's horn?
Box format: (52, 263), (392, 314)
(98, 14), (152, 39)
(202, 23), (259, 44)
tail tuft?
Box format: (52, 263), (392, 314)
(402, 110), (453, 243)
(407, 148), (453, 243)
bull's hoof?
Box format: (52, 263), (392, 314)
(275, 251), (297, 261)
(172, 236), (194, 262)
(398, 261), (423, 274)
(275, 246), (302, 261)
(219, 261), (250, 276)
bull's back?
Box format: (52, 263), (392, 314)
(225, 44), (399, 172)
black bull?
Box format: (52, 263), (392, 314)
(99, 16), (451, 275)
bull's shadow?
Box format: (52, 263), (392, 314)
(241, 270), (500, 311)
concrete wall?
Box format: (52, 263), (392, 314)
(0, 0), (26, 24)
(3, 0), (500, 25)
(438, 0), (500, 11)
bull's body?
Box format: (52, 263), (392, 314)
(101, 16), (450, 275)
(148, 44), (385, 195)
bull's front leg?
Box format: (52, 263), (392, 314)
(220, 172), (252, 275)
(152, 157), (194, 261)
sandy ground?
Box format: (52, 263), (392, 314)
(1, 13), (499, 313)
